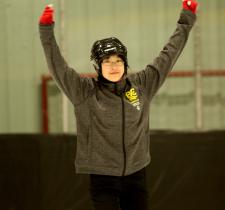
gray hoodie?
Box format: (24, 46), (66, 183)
(39, 9), (196, 176)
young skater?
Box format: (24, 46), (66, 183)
(39, 1), (197, 209)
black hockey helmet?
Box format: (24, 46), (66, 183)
(90, 37), (128, 73)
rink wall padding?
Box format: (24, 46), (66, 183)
(0, 131), (225, 210)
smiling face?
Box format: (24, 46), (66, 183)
(101, 54), (125, 82)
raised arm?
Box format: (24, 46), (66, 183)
(39, 5), (94, 106)
(130, 0), (198, 101)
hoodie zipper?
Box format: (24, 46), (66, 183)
(121, 96), (126, 176)
(115, 82), (127, 176)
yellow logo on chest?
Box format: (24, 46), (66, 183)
(125, 88), (141, 110)
(125, 88), (138, 102)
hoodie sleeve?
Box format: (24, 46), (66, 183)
(130, 9), (196, 101)
(39, 24), (94, 106)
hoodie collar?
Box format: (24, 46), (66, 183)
(97, 75), (128, 96)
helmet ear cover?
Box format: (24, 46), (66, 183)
(90, 37), (128, 73)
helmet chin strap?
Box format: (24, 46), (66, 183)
(91, 60), (101, 73)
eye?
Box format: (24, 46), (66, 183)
(116, 60), (124, 64)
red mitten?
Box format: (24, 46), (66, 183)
(39, 4), (54, 25)
(182, 0), (198, 14)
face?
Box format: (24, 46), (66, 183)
(101, 55), (125, 82)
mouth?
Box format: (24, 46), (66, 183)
(109, 71), (120, 75)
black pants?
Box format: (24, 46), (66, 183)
(89, 168), (149, 210)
